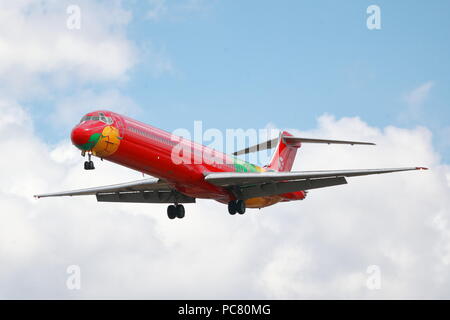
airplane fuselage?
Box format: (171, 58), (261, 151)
(71, 110), (306, 208)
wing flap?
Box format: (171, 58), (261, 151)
(240, 177), (348, 199)
(96, 191), (195, 204)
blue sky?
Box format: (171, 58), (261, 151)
(23, 0), (450, 161)
(2, 1), (450, 299)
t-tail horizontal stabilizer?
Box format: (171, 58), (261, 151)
(232, 133), (375, 156)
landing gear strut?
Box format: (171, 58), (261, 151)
(228, 200), (246, 215)
(84, 153), (95, 170)
(167, 204), (185, 219)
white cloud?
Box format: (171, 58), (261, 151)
(146, 0), (211, 22)
(405, 81), (434, 107)
(147, 0), (169, 21)
(139, 42), (175, 77)
(0, 0), (137, 95)
(401, 81), (434, 121)
(0, 101), (449, 299)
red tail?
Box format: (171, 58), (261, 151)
(267, 131), (301, 172)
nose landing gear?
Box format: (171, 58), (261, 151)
(84, 153), (95, 170)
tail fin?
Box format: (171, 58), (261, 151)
(267, 131), (300, 172)
(232, 131), (375, 172)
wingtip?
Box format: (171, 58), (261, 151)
(416, 167), (429, 170)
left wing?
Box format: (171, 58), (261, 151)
(34, 178), (196, 203)
(204, 167), (428, 199)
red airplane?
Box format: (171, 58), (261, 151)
(35, 110), (428, 219)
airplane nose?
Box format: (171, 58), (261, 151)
(71, 125), (103, 151)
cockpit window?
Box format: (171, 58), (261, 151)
(99, 112), (107, 123)
(79, 113), (113, 124)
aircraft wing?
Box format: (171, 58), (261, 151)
(34, 178), (196, 203)
(204, 167), (428, 200)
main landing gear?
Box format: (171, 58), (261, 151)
(228, 200), (246, 215)
(84, 153), (95, 170)
(167, 204), (185, 219)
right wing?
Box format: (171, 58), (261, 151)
(34, 178), (195, 203)
(204, 167), (428, 199)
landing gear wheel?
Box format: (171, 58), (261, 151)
(167, 205), (177, 219)
(228, 201), (237, 215)
(236, 200), (246, 215)
(176, 205), (185, 219)
(84, 161), (95, 170)
(84, 153), (95, 170)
